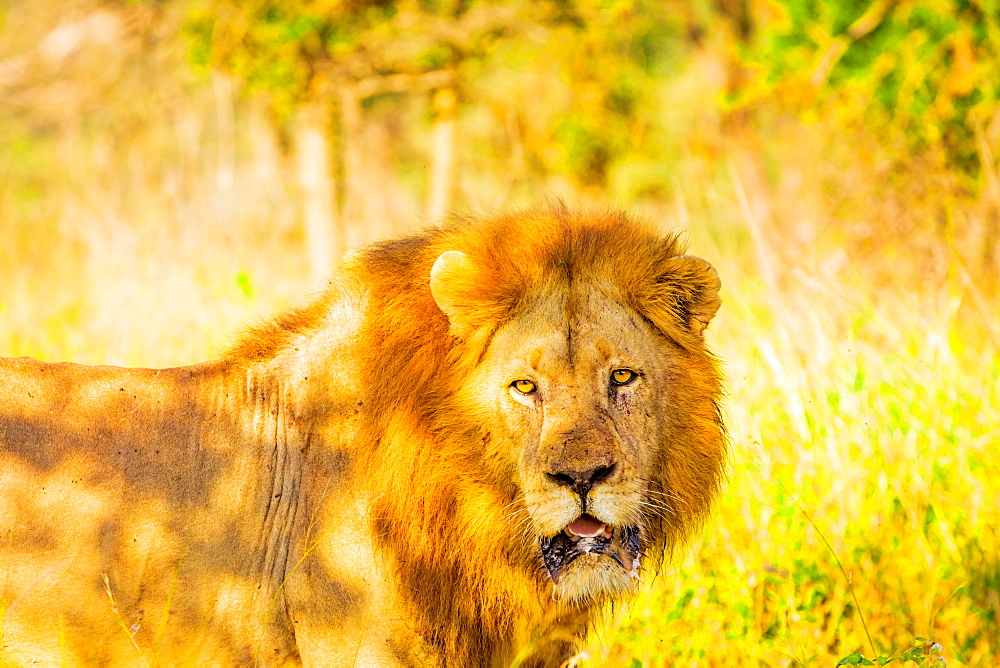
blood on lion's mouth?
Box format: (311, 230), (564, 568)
(540, 513), (642, 584)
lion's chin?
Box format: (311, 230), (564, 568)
(540, 516), (641, 603)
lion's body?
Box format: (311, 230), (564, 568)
(0, 208), (726, 666)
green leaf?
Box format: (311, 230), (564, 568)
(236, 271), (255, 301)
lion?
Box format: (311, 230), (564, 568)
(0, 206), (725, 666)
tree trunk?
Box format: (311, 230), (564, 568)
(339, 85), (365, 249)
(427, 87), (457, 222)
(294, 98), (338, 283)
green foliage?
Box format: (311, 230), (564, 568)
(183, 0), (546, 117)
(235, 271), (255, 301)
(182, 0), (694, 188)
(534, 2), (688, 188)
(455, 0), (697, 191)
(837, 639), (947, 666)
(741, 0), (1000, 175)
(184, 1), (392, 117)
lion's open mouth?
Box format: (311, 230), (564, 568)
(540, 514), (642, 583)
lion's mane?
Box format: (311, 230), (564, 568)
(328, 206), (726, 663)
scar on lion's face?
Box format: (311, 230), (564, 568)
(448, 272), (709, 602)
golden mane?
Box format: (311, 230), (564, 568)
(225, 296), (334, 362)
(344, 206), (723, 661)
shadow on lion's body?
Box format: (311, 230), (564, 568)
(0, 207), (725, 666)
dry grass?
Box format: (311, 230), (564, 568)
(1, 2), (997, 666)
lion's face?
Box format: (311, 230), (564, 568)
(428, 221), (723, 608)
(455, 283), (678, 602)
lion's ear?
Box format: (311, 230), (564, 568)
(430, 250), (478, 336)
(638, 255), (721, 340)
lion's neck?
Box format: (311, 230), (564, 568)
(359, 423), (595, 665)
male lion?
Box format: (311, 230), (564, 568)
(0, 207), (725, 666)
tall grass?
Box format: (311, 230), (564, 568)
(1, 2), (997, 665)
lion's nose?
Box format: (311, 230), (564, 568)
(545, 462), (618, 501)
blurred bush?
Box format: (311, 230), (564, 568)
(182, 0), (697, 190)
(4, 0), (998, 294)
(739, 0), (1000, 177)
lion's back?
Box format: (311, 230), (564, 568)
(0, 356), (305, 664)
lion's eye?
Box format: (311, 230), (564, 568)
(610, 368), (637, 386)
(511, 379), (537, 395)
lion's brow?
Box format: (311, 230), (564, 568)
(562, 286), (583, 366)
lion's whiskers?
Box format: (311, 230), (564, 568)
(498, 495), (526, 516)
(632, 499), (675, 518)
(498, 494), (527, 515)
(498, 500), (536, 541)
(506, 512), (534, 536)
(640, 480), (689, 509)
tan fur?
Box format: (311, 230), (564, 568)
(0, 206), (726, 666)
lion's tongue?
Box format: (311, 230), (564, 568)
(567, 515), (606, 538)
